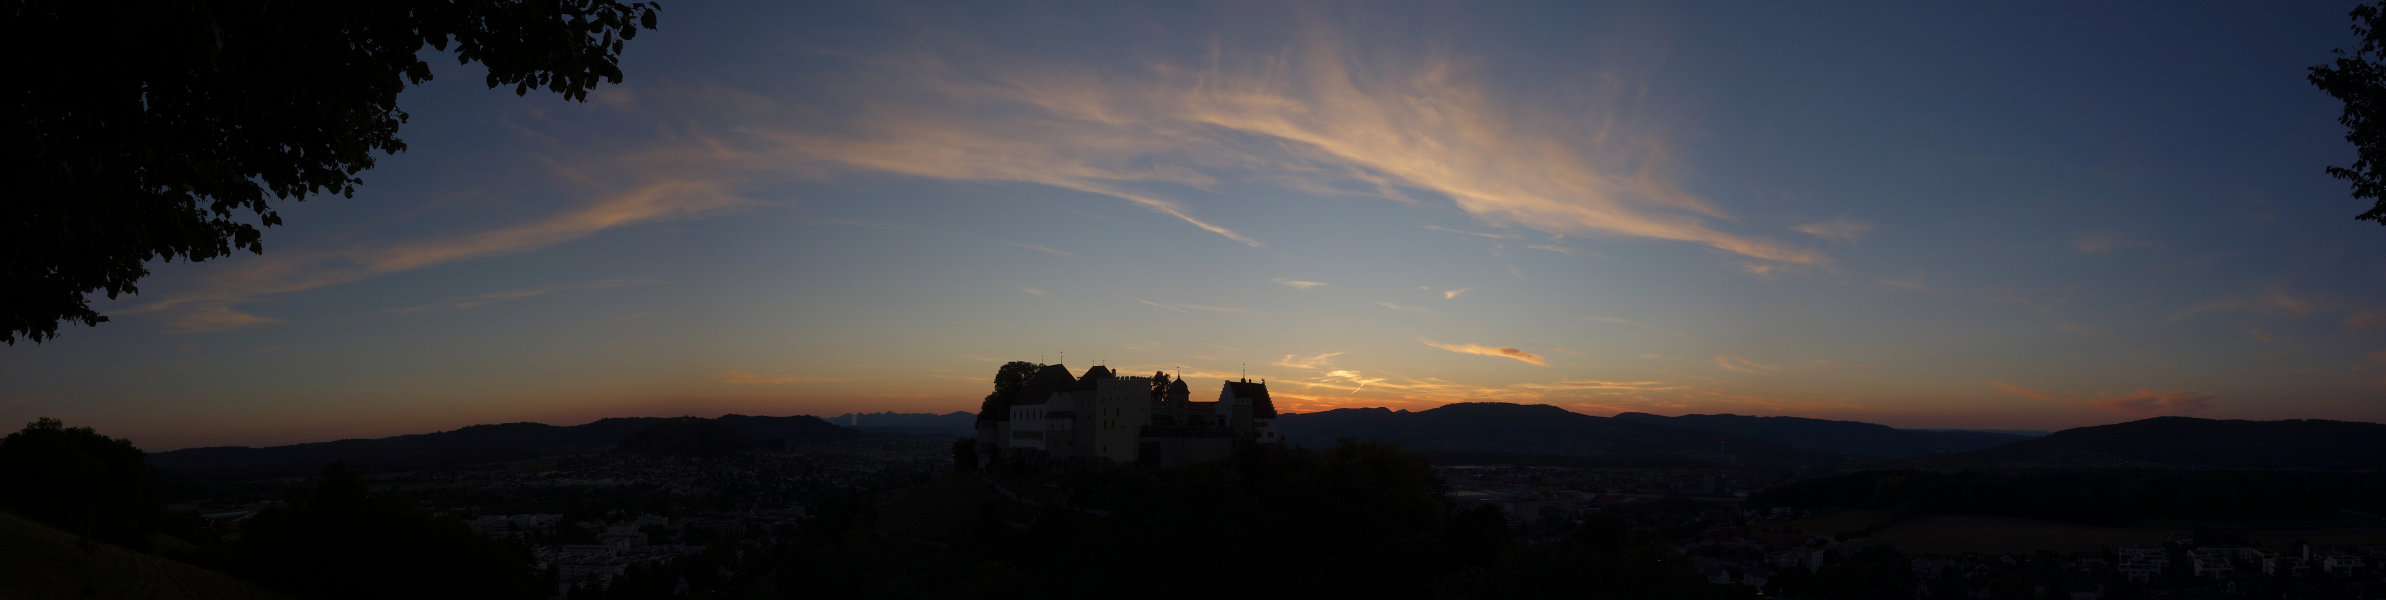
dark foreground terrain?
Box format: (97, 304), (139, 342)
(7, 412), (2386, 599)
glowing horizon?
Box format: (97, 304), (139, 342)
(5, 2), (2384, 451)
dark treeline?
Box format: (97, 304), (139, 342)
(234, 463), (539, 598)
(0, 419), (545, 599)
(1754, 469), (2386, 526)
(772, 441), (1741, 599)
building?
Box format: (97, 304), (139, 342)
(978, 363), (1279, 467)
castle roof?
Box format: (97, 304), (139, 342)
(1013, 364), (1076, 406)
(1166, 378), (1189, 392)
(1075, 365), (1114, 389)
(1226, 380), (1276, 418)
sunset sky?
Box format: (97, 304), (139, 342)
(7, 2), (2386, 450)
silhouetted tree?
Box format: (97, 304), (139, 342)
(2313, 1), (2386, 228)
(4, 0), (660, 344)
(239, 462), (536, 599)
(951, 437), (977, 472)
(1148, 371), (1169, 400)
(977, 361), (1039, 423)
(0, 418), (161, 548)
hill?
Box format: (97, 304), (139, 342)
(1275, 403), (1832, 465)
(822, 411), (977, 437)
(0, 510), (281, 599)
(1942, 416), (2386, 470)
(1611, 412), (2032, 459)
(150, 414), (861, 474)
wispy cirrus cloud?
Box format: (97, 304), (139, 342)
(1020, 285), (1049, 296)
(1003, 242), (1075, 257)
(1271, 278), (1328, 289)
(385, 277), (664, 315)
(164, 306), (281, 334)
(2168, 287), (2318, 323)
(1791, 217), (1874, 245)
(125, 179), (745, 333)
(2350, 307), (2386, 329)
(1375, 301), (1435, 315)
(756, 14), (1821, 267)
(1880, 274), (1929, 291)
(1528, 244), (1607, 258)
(1423, 225), (1520, 240)
(1442, 288), (1475, 300)
(2073, 232), (2155, 253)
(1420, 338), (1546, 366)
(1713, 355), (1780, 375)
(1275, 352), (1345, 369)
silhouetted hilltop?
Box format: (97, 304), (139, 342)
(149, 414), (861, 473)
(712, 414), (864, 447)
(821, 411), (977, 437)
(615, 417), (756, 458)
(1611, 412), (2032, 458)
(1276, 402), (1832, 464)
(1942, 416), (2386, 470)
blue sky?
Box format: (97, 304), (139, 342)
(6, 2), (2385, 449)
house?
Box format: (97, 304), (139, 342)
(2117, 547), (2167, 583)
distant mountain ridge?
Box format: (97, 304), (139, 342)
(1276, 403), (2042, 465)
(1274, 403), (1812, 464)
(149, 414), (859, 473)
(1611, 412), (2033, 458)
(821, 411), (976, 436)
(1938, 416), (2386, 470)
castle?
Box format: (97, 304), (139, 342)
(975, 364), (1280, 468)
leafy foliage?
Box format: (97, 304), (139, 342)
(2312, 1), (2386, 227)
(977, 361), (1040, 422)
(3, 0), (660, 343)
(0, 418), (162, 548)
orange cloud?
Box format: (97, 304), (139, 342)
(1792, 217), (1873, 244)
(164, 306), (280, 334)
(2346, 308), (2386, 329)
(2091, 390), (2214, 417)
(1420, 338), (1546, 366)
(1274, 352), (1345, 369)
(1713, 355), (1780, 374)
(1985, 379), (2069, 403)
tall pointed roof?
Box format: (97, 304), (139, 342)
(1076, 364), (1115, 389)
(1014, 363), (1076, 406)
(1225, 379), (1276, 418)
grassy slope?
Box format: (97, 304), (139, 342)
(0, 511), (282, 600)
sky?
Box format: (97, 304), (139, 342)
(7, 1), (2386, 450)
